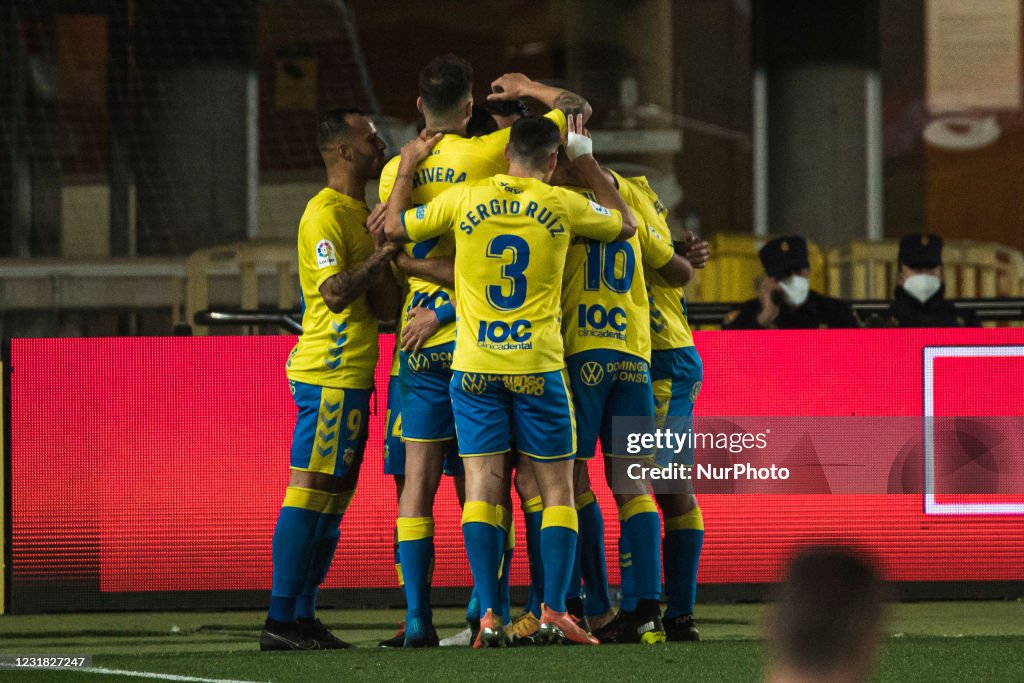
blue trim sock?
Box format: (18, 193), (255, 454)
(397, 517), (435, 636)
(618, 532), (637, 613)
(462, 502), (500, 617)
(295, 510), (342, 619)
(268, 487), (330, 623)
(576, 493), (611, 616)
(540, 506), (578, 614)
(663, 509), (704, 619)
(522, 497), (544, 618)
(620, 497), (662, 611)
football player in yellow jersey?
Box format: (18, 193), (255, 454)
(376, 53), (592, 647)
(627, 175), (710, 643)
(263, 109), (401, 651)
(508, 148), (694, 644)
(382, 115), (636, 647)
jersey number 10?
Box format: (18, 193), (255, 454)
(584, 240), (635, 293)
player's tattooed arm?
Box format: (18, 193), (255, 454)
(395, 253), (455, 288)
(488, 73), (593, 125)
(319, 242), (400, 314)
(552, 91), (591, 121)
(382, 132), (444, 243)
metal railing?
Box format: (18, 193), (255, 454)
(194, 299), (1024, 335)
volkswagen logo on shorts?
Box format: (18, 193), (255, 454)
(580, 361), (605, 386)
(461, 373), (487, 395)
(408, 353), (428, 373)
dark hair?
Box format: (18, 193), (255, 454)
(775, 546), (884, 674)
(507, 117), (561, 170)
(467, 105), (499, 137)
(486, 99), (530, 119)
(419, 54), (474, 115)
(316, 107), (364, 150)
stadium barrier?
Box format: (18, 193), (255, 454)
(5, 330), (1024, 613)
(685, 233), (827, 303)
(184, 241), (297, 335)
(193, 297), (1024, 334)
(825, 239), (1024, 300)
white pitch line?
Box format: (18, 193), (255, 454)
(80, 667), (268, 683)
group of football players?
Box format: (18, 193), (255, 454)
(261, 53), (708, 652)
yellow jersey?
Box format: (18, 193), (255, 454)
(286, 188), (379, 389)
(617, 174), (695, 350)
(560, 184), (673, 360)
(402, 173), (622, 374)
(379, 109), (568, 350)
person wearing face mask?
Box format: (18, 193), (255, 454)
(886, 233), (978, 327)
(723, 235), (859, 330)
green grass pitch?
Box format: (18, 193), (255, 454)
(0, 602), (1022, 682)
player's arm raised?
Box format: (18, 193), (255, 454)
(488, 72), (593, 124)
(382, 133), (444, 244)
(566, 115), (636, 240)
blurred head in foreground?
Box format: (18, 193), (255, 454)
(766, 546), (885, 683)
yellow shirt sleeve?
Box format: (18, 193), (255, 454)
(401, 185), (464, 242)
(638, 217), (674, 270)
(558, 189), (623, 242)
(629, 196), (674, 270)
(298, 206), (348, 289)
(379, 156), (398, 203)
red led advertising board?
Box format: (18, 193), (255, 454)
(7, 329), (1024, 612)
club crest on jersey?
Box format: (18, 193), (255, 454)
(690, 380), (702, 402)
(580, 361), (605, 386)
(316, 239), (337, 268)
(460, 373), (488, 395)
(588, 200), (611, 217)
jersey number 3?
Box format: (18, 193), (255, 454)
(486, 234), (530, 311)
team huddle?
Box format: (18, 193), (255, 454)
(262, 54), (708, 651)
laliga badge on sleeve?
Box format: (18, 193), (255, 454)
(316, 239), (337, 268)
(588, 200), (611, 217)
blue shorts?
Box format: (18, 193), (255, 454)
(650, 346), (703, 466)
(399, 342), (455, 442)
(384, 374), (463, 477)
(289, 380), (370, 477)
(567, 349), (655, 459)
(450, 370), (576, 462)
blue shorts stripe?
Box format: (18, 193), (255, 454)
(289, 380), (371, 477)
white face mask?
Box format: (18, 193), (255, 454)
(777, 275), (810, 307)
(903, 273), (942, 303)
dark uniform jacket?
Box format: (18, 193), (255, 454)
(887, 285), (978, 327)
(723, 290), (860, 330)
